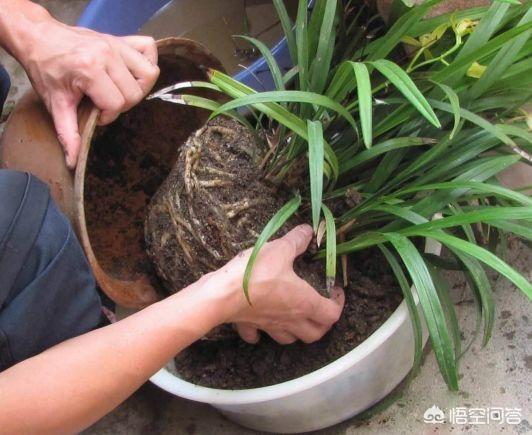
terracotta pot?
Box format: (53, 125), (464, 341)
(1, 37), (224, 308)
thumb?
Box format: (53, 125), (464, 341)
(50, 96), (82, 169)
(281, 224), (313, 258)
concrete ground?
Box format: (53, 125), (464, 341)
(0, 1), (530, 434)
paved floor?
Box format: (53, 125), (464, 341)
(0, 1), (530, 434)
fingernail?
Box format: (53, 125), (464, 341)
(297, 224), (313, 234)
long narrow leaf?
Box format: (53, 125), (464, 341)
(296, 0), (309, 91)
(408, 230), (532, 299)
(351, 62), (373, 148)
(210, 90), (359, 133)
(371, 60), (441, 128)
(384, 233), (458, 390)
(379, 244), (423, 374)
(340, 137), (433, 173)
(393, 181), (532, 206)
(308, 120), (325, 232)
(433, 82), (461, 139)
(243, 196), (302, 303)
(235, 35), (285, 91)
(273, 0), (297, 64)
(322, 204), (337, 295)
(451, 249), (494, 348)
(310, 0), (337, 93)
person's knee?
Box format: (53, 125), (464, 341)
(0, 171), (102, 369)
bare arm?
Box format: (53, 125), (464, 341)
(0, 225), (344, 434)
(0, 0), (159, 168)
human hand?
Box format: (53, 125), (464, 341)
(217, 224), (345, 345)
(18, 13), (159, 168)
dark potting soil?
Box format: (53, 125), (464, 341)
(84, 57), (214, 283)
(174, 249), (402, 389)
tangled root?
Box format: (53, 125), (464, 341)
(145, 117), (286, 293)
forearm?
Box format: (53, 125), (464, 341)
(0, 0), (51, 64)
(0, 272), (239, 434)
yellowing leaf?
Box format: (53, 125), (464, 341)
(467, 62), (487, 79)
(420, 23), (449, 47)
(455, 18), (478, 37)
(401, 35), (422, 47)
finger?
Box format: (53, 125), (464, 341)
(82, 72), (126, 125)
(236, 323), (260, 344)
(118, 42), (160, 94)
(288, 320), (329, 344)
(120, 35), (158, 65)
(310, 286), (345, 327)
(50, 94), (82, 169)
(107, 58), (144, 111)
(266, 329), (297, 345)
(280, 224), (313, 258)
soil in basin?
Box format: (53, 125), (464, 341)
(173, 247), (402, 389)
(143, 117), (403, 389)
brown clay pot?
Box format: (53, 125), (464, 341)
(1, 37), (224, 308)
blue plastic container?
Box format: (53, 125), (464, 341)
(77, 0), (291, 90)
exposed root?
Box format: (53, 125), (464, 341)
(198, 166), (238, 179)
(198, 179), (233, 188)
(223, 198), (269, 219)
(337, 219), (357, 237)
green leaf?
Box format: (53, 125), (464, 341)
(498, 124), (532, 144)
(307, 120), (325, 232)
(433, 82), (461, 139)
(296, 0), (309, 91)
(469, 6), (532, 98)
(398, 207), (532, 236)
(407, 230), (532, 299)
(151, 93), (253, 131)
(393, 181), (532, 206)
(350, 62), (373, 148)
(322, 204), (337, 295)
(362, 0), (444, 61)
(428, 99), (516, 147)
(488, 220), (532, 241)
(325, 61), (356, 102)
(308, 0), (327, 56)
(340, 137), (433, 173)
(379, 244), (423, 373)
(234, 36), (285, 91)
(428, 265), (462, 365)
(370, 59), (441, 128)
(273, 0), (297, 64)
(243, 196), (302, 303)
(210, 90), (359, 133)
(450, 249), (494, 347)
(309, 0), (337, 93)
(454, 2), (510, 63)
(208, 70), (340, 181)
(384, 233), (458, 390)
(432, 21), (532, 86)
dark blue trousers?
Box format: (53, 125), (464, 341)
(0, 69), (102, 371)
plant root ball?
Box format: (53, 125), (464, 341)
(145, 117), (286, 293)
